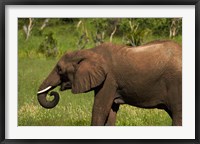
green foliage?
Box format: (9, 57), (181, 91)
(18, 18), (182, 58)
(119, 19), (152, 46)
(38, 32), (58, 57)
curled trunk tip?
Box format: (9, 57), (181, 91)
(37, 91), (60, 109)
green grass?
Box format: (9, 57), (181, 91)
(18, 58), (172, 126)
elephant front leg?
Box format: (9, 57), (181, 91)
(91, 80), (117, 126)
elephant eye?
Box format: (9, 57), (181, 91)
(57, 65), (62, 74)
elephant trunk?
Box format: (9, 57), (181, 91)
(37, 89), (60, 109)
(37, 67), (61, 109)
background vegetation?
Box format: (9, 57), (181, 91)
(18, 18), (181, 126)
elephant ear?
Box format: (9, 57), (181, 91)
(72, 59), (106, 94)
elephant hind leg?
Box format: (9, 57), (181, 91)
(164, 105), (182, 126)
(166, 81), (182, 126)
(105, 102), (120, 126)
(172, 111), (182, 126)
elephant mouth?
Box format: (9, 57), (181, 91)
(60, 81), (72, 91)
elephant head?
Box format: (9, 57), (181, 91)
(37, 50), (107, 109)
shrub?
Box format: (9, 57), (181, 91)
(38, 32), (58, 57)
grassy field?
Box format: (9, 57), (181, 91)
(18, 57), (172, 126)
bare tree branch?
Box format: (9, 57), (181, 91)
(40, 18), (49, 30)
(109, 26), (117, 42)
(23, 18), (34, 41)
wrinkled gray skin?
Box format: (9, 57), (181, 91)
(37, 40), (182, 126)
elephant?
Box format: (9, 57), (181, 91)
(37, 40), (182, 126)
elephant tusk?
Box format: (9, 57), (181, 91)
(37, 86), (52, 94)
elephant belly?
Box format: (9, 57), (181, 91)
(115, 86), (167, 109)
